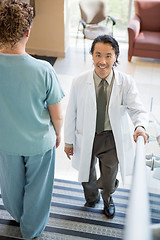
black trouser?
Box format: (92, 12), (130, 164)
(82, 130), (119, 206)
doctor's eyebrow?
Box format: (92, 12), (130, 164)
(105, 53), (112, 56)
(95, 51), (101, 54)
(95, 52), (113, 57)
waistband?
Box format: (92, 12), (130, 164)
(95, 130), (113, 136)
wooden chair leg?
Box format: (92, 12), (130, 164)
(128, 55), (132, 62)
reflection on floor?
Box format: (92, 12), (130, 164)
(54, 37), (160, 195)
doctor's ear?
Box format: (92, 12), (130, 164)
(113, 55), (119, 67)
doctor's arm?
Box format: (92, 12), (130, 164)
(64, 79), (77, 158)
(124, 77), (149, 144)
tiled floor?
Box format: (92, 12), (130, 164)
(53, 37), (160, 194)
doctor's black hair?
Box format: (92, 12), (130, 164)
(90, 34), (120, 67)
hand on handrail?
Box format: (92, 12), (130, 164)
(133, 126), (149, 144)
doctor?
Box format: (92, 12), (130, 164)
(64, 35), (149, 218)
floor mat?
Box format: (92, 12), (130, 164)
(31, 55), (57, 66)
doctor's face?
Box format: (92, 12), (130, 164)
(92, 42), (117, 79)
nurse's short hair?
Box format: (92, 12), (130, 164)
(0, 0), (33, 48)
(90, 35), (120, 67)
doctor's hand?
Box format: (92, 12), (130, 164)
(64, 146), (74, 160)
(133, 126), (149, 144)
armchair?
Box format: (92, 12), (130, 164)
(128, 0), (160, 62)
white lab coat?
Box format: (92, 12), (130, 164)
(64, 69), (148, 183)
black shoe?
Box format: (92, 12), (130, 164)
(104, 196), (115, 218)
(84, 195), (100, 208)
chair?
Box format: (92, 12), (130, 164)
(77, 0), (116, 60)
(128, 0), (160, 62)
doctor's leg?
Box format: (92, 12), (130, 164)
(97, 132), (119, 206)
(82, 152), (99, 205)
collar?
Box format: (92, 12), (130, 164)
(93, 70), (113, 87)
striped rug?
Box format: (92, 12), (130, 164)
(0, 178), (160, 240)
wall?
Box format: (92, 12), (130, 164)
(26, 0), (67, 57)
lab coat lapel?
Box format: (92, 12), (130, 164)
(109, 70), (121, 108)
(86, 70), (97, 108)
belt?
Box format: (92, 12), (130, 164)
(96, 130), (112, 136)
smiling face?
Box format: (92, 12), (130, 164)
(92, 42), (117, 79)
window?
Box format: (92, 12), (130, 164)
(107, 0), (134, 41)
(69, 0), (134, 42)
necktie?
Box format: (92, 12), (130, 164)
(96, 79), (107, 134)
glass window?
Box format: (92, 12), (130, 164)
(107, 0), (134, 41)
(69, 0), (134, 42)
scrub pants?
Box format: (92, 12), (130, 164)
(0, 147), (55, 239)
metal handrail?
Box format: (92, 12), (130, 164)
(124, 136), (152, 240)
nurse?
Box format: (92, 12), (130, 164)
(0, 0), (64, 238)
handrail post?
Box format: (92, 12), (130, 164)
(124, 136), (152, 240)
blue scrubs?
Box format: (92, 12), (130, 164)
(0, 53), (64, 238)
(0, 148), (55, 238)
